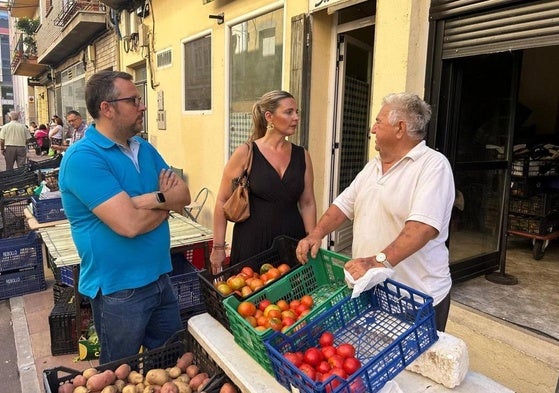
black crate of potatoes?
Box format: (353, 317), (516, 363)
(0, 231), (46, 299)
(43, 330), (240, 393)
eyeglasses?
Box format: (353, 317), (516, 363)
(106, 96), (143, 107)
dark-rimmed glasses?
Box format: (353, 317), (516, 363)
(106, 96), (143, 107)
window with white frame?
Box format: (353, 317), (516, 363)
(183, 34), (211, 111)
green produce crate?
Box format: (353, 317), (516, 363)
(223, 249), (350, 375)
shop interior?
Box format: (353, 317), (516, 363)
(450, 45), (559, 342)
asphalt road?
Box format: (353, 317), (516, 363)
(0, 299), (22, 393)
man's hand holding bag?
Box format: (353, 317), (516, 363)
(223, 142), (253, 222)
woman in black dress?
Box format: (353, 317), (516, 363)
(211, 90), (316, 272)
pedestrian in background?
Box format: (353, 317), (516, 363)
(49, 116), (64, 146)
(52, 110), (87, 153)
(296, 92), (455, 332)
(0, 111), (31, 170)
(59, 70), (190, 363)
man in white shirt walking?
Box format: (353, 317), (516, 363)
(0, 111), (31, 170)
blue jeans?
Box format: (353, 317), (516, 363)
(89, 274), (182, 364)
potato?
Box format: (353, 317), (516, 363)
(174, 375), (190, 384)
(128, 370), (144, 385)
(135, 383), (146, 393)
(219, 382), (237, 393)
(143, 386), (162, 393)
(115, 364), (132, 381)
(73, 387), (88, 393)
(161, 381), (179, 393)
(176, 353), (194, 372)
(196, 377), (210, 393)
(72, 374), (87, 387)
(87, 370), (117, 391)
(167, 366), (182, 379)
(185, 365), (199, 378)
(122, 384), (136, 393)
(146, 369), (170, 386)
(115, 379), (126, 392)
(57, 382), (73, 393)
(83, 367), (100, 379)
(102, 386), (118, 393)
(174, 381), (191, 393)
(188, 373), (208, 391)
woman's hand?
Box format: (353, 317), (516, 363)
(210, 248), (226, 274)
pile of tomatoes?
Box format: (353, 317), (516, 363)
(236, 295), (314, 332)
(215, 263), (291, 297)
(283, 331), (362, 389)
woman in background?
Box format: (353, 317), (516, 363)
(210, 90), (316, 273)
(49, 116), (64, 146)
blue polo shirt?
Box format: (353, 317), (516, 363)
(59, 125), (171, 298)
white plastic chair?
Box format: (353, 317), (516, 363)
(184, 187), (209, 222)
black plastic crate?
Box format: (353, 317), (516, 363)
(0, 166), (29, 180)
(170, 252), (204, 310)
(508, 212), (559, 235)
(0, 173), (38, 198)
(198, 236), (300, 332)
(179, 304), (207, 329)
(43, 330), (236, 393)
(510, 177), (547, 198)
(509, 193), (559, 217)
(52, 282), (73, 303)
(512, 158), (559, 177)
(49, 292), (92, 356)
(29, 155), (63, 171)
(0, 262), (46, 300)
(0, 196), (31, 238)
(31, 195), (66, 223)
(0, 231), (43, 273)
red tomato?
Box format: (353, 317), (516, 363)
(316, 360), (331, 375)
(327, 354), (344, 369)
(295, 303), (309, 316)
(298, 363), (316, 381)
(342, 356), (361, 376)
(303, 347), (324, 367)
(336, 343), (356, 359)
(319, 331), (335, 347)
(300, 294), (314, 308)
(349, 378), (367, 392)
(284, 352), (303, 367)
(330, 366), (348, 380)
(258, 299), (271, 312)
(321, 345), (337, 360)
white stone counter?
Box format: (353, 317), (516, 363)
(188, 313), (513, 393)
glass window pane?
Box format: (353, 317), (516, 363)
(229, 8), (283, 156)
(184, 35), (211, 111)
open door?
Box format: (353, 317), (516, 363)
(438, 52), (520, 280)
(328, 30), (373, 253)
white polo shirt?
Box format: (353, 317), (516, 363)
(333, 141), (455, 305)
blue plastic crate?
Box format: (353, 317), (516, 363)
(31, 196), (66, 223)
(170, 252), (203, 310)
(264, 279), (438, 393)
(0, 261), (46, 299)
(59, 265), (75, 287)
(0, 231), (43, 273)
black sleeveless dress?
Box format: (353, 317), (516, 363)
(230, 142), (307, 264)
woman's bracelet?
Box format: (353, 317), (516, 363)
(212, 243), (228, 250)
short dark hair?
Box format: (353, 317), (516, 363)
(66, 110), (82, 118)
(85, 70), (134, 119)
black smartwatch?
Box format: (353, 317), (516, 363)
(155, 192), (166, 203)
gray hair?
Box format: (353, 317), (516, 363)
(9, 111), (21, 121)
(382, 93), (431, 140)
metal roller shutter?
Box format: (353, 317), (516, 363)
(430, 0), (559, 59)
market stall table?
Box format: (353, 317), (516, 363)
(188, 313), (514, 393)
(36, 213), (213, 354)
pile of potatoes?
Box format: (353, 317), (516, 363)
(57, 352), (237, 393)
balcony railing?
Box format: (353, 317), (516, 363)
(54, 0), (106, 28)
(11, 32), (47, 77)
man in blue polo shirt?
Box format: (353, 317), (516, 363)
(59, 70), (190, 363)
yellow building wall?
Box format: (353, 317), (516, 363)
(118, 0), (431, 233)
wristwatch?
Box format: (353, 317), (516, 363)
(155, 192), (166, 203)
(375, 252), (393, 269)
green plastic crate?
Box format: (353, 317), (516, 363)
(222, 249), (350, 375)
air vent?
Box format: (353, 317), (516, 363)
(157, 49), (172, 68)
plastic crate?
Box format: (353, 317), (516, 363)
(265, 279), (438, 393)
(0, 196), (31, 238)
(510, 177), (546, 197)
(31, 195), (66, 223)
(0, 172), (38, 197)
(222, 250), (350, 374)
(59, 265), (75, 287)
(512, 158), (559, 177)
(29, 155), (63, 171)
(0, 262), (46, 300)
(170, 251), (204, 310)
(0, 231), (43, 273)
(184, 240), (212, 270)
(199, 236), (300, 332)
(509, 193), (559, 217)
(43, 330), (236, 393)
(508, 212), (559, 235)
(0, 166), (29, 180)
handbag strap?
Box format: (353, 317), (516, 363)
(244, 141), (254, 175)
